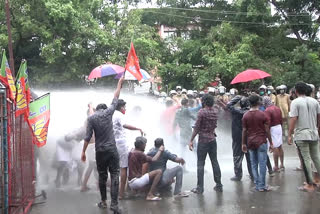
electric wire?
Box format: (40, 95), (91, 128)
(145, 10), (313, 26)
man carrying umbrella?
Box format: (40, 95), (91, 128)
(81, 76), (124, 213)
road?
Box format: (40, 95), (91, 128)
(30, 143), (320, 214)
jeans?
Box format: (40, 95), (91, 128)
(296, 140), (320, 184)
(96, 149), (120, 206)
(197, 140), (222, 192)
(249, 143), (268, 190)
(160, 166), (183, 195)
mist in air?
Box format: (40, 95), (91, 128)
(34, 89), (234, 189)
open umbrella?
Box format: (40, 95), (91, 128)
(88, 64), (125, 80)
(115, 69), (151, 81)
(231, 69), (271, 84)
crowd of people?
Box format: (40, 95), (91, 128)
(50, 76), (320, 214)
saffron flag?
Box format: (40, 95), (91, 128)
(15, 60), (31, 118)
(0, 50), (16, 101)
(125, 42), (143, 81)
(28, 93), (50, 147)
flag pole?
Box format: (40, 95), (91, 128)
(5, 0), (15, 76)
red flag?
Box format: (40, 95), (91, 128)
(125, 42), (143, 81)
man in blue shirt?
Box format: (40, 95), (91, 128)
(147, 138), (189, 197)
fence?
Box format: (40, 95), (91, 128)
(0, 81), (35, 214)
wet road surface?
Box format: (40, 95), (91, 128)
(31, 143), (320, 214)
(31, 142), (320, 214)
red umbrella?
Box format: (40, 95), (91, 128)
(231, 69), (271, 84)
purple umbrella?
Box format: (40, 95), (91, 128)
(88, 64), (125, 80)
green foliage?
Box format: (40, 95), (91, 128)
(0, 0), (319, 90)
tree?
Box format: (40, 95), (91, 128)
(268, 0), (320, 46)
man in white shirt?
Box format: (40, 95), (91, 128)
(288, 82), (320, 192)
(113, 99), (144, 199)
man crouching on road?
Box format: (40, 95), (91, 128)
(147, 138), (189, 198)
(128, 137), (163, 201)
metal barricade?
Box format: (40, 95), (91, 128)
(0, 81), (35, 214)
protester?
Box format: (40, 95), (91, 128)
(174, 98), (196, 158)
(128, 137), (163, 201)
(113, 99), (144, 199)
(54, 133), (74, 188)
(159, 98), (180, 143)
(81, 76), (124, 213)
(264, 97), (284, 172)
(258, 96), (275, 177)
(189, 94), (223, 193)
(81, 103), (98, 192)
(225, 95), (253, 181)
(242, 94), (274, 192)
(147, 138), (189, 197)
(288, 82), (320, 192)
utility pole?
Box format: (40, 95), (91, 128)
(5, 0), (15, 76)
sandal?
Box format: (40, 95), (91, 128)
(258, 188), (271, 192)
(174, 192), (190, 198)
(146, 196), (162, 201)
(298, 186), (314, 192)
(273, 167), (280, 173)
(191, 188), (203, 194)
(294, 167), (303, 171)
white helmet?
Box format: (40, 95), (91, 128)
(307, 83), (315, 90)
(187, 90), (194, 95)
(208, 87), (215, 93)
(176, 86), (182, 91)
(181, 89), (187, 94)
(169, 90), (177, 96)
(259, 85), (267, 90)
(218, 86), (226, 94)
(160, 92), (167, 97)
(267, 86), (274, 90)
(279, 85), (287, 90)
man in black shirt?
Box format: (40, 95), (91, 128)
(81, 76), (124, 213)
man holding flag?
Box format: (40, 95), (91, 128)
(81, 76), (124, 213)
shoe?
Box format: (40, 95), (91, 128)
(110, 204), (122, 214)
(191, 188), (203, 194)
(273, 167), (281, 173)
(258, 187), (271, 192)
(269, 171), (275, 177)
(97, 201), (107, 209)
(146, 196), (162, 201)
(213, 186), (223, 192)
(230, 176), (241, 181)
(174, 192), (190, 198)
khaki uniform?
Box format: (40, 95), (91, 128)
(270, 94), (276, 105)
(276, 93), (290, 137)
(173, 94), (187, 104)
(276, 94), (290, 119)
